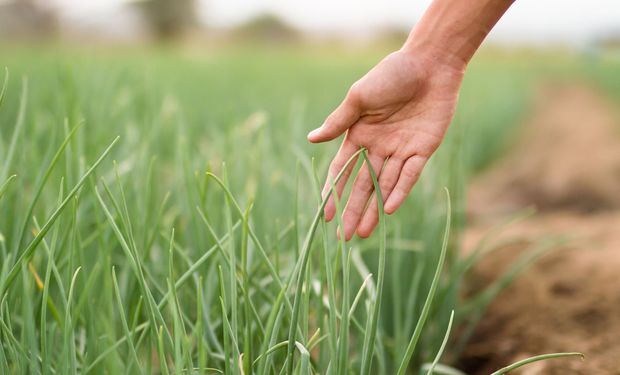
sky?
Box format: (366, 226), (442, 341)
(46, 0), (620, 45)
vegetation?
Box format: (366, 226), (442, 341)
(135, 0), (197, 39)
(0, 46), (593, 373)
(230, 14), (300, 43)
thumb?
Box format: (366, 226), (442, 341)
(308, 94), (361, 143)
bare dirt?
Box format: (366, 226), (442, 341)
(459, 84), (620, 374)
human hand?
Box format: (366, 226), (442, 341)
(308, 49), (464, 240)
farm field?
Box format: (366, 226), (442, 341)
(462, 81), (620, 374)
(0, 45), (618, 374)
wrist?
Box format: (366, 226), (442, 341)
(400, 0), (514, 75)
(400, 37), (468, 78)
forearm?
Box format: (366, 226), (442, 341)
(402, 0), (515, 71)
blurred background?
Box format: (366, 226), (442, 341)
(1, 0), (620, 46)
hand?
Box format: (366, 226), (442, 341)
(308, 49), (464, 240)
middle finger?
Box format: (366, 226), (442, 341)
(340, 153), (384, 240)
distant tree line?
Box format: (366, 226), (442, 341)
(134, 0), (197, 40)
(0, 0), (303, 43)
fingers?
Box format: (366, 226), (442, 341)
(339, 153), (384, 241)
(356, 157), (403, 238)
(322, 140), (358, 222)
(308, 91), (361, 143)
(384, 155), (427, 215)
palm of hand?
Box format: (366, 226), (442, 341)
(308, 51), (462, 240)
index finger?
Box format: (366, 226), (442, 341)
(322, 139), (358, 222)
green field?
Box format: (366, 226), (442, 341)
(0, 45), (610, 374)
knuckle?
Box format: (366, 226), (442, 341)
(403, 156), (427, 178)
(380, 174), (396, 191)
(391, 189), (404, 201)
(420, 136), (442, 156)
(328, 159), (340, 173)
(402, 166), (421, 182)
(324, 113), (337, 127)
(359, 180), (374, 194)
(354, 173), (374, 194)
(347, 81), (363, 104)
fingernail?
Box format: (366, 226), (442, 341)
(325, 210), (334, 222)
(307, 127), (321, 140)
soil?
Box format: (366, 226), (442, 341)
(459, 84), (620, 374)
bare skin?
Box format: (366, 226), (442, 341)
(308, 0), (515, 240)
